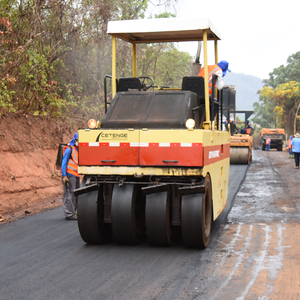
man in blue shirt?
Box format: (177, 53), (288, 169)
(291, 133), (300, 169)
(61, 133), (79, 220)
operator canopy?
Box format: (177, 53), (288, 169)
(107, 17), (221, 43)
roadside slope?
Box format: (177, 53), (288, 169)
(0, 114), (85, 222)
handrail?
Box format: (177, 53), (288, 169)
(104, 74), (117, 113)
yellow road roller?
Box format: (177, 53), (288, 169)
(229, 111), (253, 164)
(75, 17), (231, 248)
(230, 134), (253, 164)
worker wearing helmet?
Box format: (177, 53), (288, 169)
(61, 133), (80, 220)
(198, 60), (231, 94)
(246, 120), (253, 135)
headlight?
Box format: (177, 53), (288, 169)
(185, 118), (195, 129)
(88, 119), (97, 129)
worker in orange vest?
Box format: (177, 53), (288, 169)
(288, 136), (293, 158)
(198, 60), (231, 94)
(246, 120), (253, 135)
(266, 136), (271, 151)
(61, 132), (79, 220)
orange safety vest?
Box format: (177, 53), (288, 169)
(288, 139), (292, 149)
(246, 127), (251, 135)
(63, 145), (79, 177)
(266, 138), (271, 145)
(198, 64), (222, 94)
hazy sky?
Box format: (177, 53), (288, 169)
(148, 0), (300, 79)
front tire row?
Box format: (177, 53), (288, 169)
(77, 175), (213, 249)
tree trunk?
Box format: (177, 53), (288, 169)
(294, 102), (300, 135)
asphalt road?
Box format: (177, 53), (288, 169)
(0, 159), (253, 300)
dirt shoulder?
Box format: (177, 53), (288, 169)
(0, 113), (85, 223)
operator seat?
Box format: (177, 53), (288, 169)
(118, 77), (142, 92)
(182, 76), (206, 127)
(182, 76), (205, 104)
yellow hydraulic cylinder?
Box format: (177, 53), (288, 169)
(112, 35), (117, 98)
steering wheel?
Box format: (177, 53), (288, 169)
(138, 76), (154, 90)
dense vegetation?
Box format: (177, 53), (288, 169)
(2, 0), (299, 135)
(252, 52), (300, 136)
(0, 0), (189, 119)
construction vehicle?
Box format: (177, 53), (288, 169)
(74, 17), (231, 249)
(261, 128), (285, 151)
(229, 111), (253, 164)
(220, 86), (253, 164)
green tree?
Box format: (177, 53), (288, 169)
(136, 43), (192, 87)
(254, 81), (300, 135)
(260, 81), (300, 134)
(0, 0), (150, 117)
(253, 51), (300, 135)
(0, 0), (77, 116)
(0, 0), (196, 120)
(252, 98), (277, 129)
(263, 51), (300, 88)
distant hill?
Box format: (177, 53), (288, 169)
(223, 73), (264, 111)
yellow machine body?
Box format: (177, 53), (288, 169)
(79, 128), (230, 220)
(75, 17), (231, 248)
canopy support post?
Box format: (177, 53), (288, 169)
(112, 35), (117, 98)
(203, 29), (211, 130)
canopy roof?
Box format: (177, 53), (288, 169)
(107, 17), (221, 43)
(261, 128), (285, 136)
